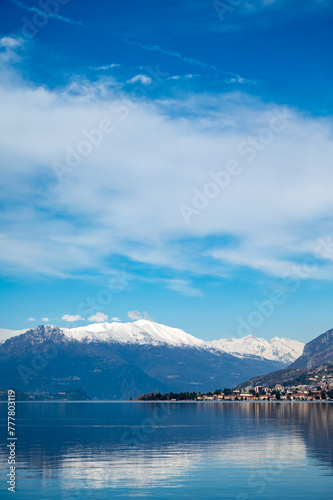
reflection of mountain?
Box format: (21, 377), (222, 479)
(274, 403), (333, 471)
(0, 402), (332, 497)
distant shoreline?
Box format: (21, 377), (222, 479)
(0, 400), (332, 404)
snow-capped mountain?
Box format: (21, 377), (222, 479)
(62, 320), (207, 349)
(208, 335), (304, 364)
(62, 320), (303, 364)
(0, 322), (305, 399)
(1, 320), (304, 364)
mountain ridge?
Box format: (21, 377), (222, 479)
(236, 327), (333, 389)
(59, 320), (304, 364)
(208, 334), (303, 364)
(1, 320), (303, 363)
(0, 322), (302, 399)
(289, 328), (333, 369)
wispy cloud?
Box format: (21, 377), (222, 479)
(0, 35), (24, 64)
(7, 0), (85, 27)
(213, 0), (333, 30)
(166, 279), (203, 297)
(225, 76), (259, 85)
(41, 317), (49, 322)
(1, 61), (333, 283)
(62, 314), (85, 322)
(90, 63), (120, 71)
(123, 39), (241, 78)
(244, 0), (330, 11)
(127, 74), (153, 85)
(167, 74), (199, 80)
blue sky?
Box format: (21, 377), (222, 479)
(0, 0), (333, 342)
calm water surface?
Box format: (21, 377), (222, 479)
(0, 402), (332, 499)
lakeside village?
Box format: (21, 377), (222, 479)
(1, 367), (333, 402)
(137, 373), (333, 402)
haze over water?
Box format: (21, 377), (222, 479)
(0, 402), (332, 499)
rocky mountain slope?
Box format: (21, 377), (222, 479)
(236, 327), (333, 389)
(288, 328), (333, 369)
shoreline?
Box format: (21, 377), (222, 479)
(0, 400), (332, 404)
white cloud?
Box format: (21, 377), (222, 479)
(27, 317), (36, 321)
(245, 0), (328, 9)
(88, 312), (108, 323)
(0, 36), (24, 65)
(0, 328), (27, 341)
(127, 74), (153, 85)
(1, 61), (333, 283)
(41, 317), (49, 322)
(128, 311), (142, 320)
(225, 76), (258, 85)
(166, 279), (202, 297)
(167, 74), (198, 81)
(127, 311), (150, 321)
(123, 39), (238, 78)
(62, 314), (85, 322)
(8, 0), (85, 27)
(233, 0), (332, 19)
(111, 317), (121, 322)
(90, 64), (120, 71)
(0, 37), (22, 49)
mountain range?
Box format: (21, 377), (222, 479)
(236, 327), (333, 389)
(0, 320), (304, 399)
(289, 328), (333, 369)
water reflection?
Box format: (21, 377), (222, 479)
(0, 402), (332, 499)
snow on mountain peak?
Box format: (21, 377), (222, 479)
(208, 335), (304, 364)
(1, 321), (305, 364)
(62, 320), (207, 348)
(62, 321), (304, 363)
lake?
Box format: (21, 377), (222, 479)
(0, 402), (332, 499)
